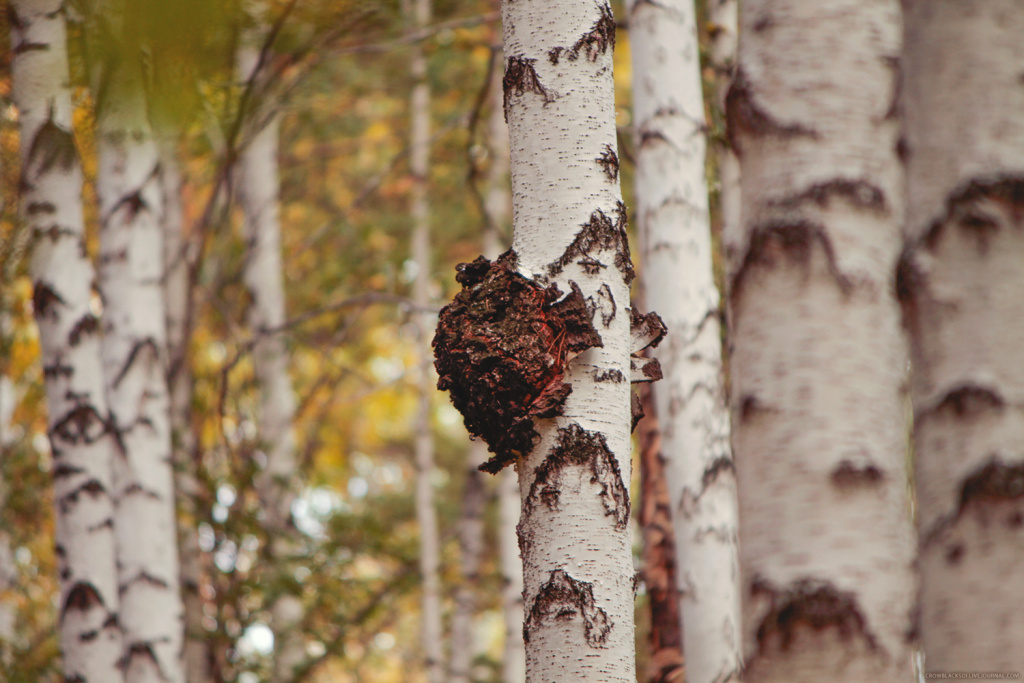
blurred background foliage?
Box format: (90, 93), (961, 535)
(0, 0), (729, 680)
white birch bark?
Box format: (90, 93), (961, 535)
(707, 0), (742, 262)
(486, 49), (526, 683)
(725, 1), (916, 681)
(158, 137), (210, 683)
(235, 12), (306, 682)
(96, 54), (185, 683)
(11, 1), (124, 680)
(629, 1), (743, 681)
(402, 0), (444, 680)
(502, 2), (635, 680)
(900, 1), (1024, 672)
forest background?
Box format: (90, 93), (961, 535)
(0, 0), (730, 681)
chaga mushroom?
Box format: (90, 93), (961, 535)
(433, 250), (602, 473)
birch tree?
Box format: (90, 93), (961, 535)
(235, 9), (307, 680)
(401, 0), (445, 680)
(94, 27), (186, 682)
(436, 2), (647, 680)
(725, 1), (916, 681)
(900, 0), (1024, 672)
(708, 0), (740, 248)
(630, 1), (743, 681)
(11, 1), (124, 680)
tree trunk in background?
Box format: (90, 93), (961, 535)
(726, 1), (915, 681)
(404, 0), (444, 681)
(236, 12), (306, 681)
(159, 138), (210, 683)
(11, 1), (125, 680)
(503, 1), (636, 680)
(96, 56), (186, 683)
(486, 46), (526, 683)
(900, 1), (1024, 672)
(630, 2), (743, 682)
(707, 0), (740, 255)
(0, 100), (13, 649)
(636, 382), (684, 683)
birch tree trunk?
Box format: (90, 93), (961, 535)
(502, 2), (636, 679)
(402, 0), (445, 680)
(486, 47), (527, 683)
(96, 55), (185, 683)
(11, 1), (124, 680)
(630, 1), (743, 681)
(725, 1), (915, 681)
(235, 14), (305, 681)
(158, 137), (210, 683)
(900, 1), (1024, 672)
(708, 0), (741, 253)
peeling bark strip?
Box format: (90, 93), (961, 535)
(12, 0), (125, 680)
(524, 423), (630, 529)
(524, 569), (612, 647)
(751, 578), (878, 654)
(548, 203), (634, 283)
(433, 251), (602, 473)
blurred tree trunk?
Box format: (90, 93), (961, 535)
(95, 47), (186, 683)
(502, 1), (636, 679)
(235, 8), (305, 682)
(629, 1), (743, 681)
(635, 381), (684, 683)
(486, 44), (526, 683)
(0, 107), (13, 649)
(726, 1), (915, 681)
(158, 137), (210, 683)
(708, 0), (740, 253)
(403, 0), (444, 681)
(10, 1), (125, 680)
(900, 1), (1024, 672)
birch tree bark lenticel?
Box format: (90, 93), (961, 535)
(435, 2), (655, 680)
(725, 0), (916, 680)
(900, 0), (1024, 672)
(11, 2), (124, 679)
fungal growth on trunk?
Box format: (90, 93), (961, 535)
(434, 250), (603, 474)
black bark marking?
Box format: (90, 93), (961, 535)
(725, 68), (818, 154)
(26, 200), (57, 215)
(53, 463), (85, 479)
(730, 220), (852, 305)
(831, 460), (885, 489)
(434, 251), (602, 474)
(631, 391), (644, 431)
(548, 47), (564, 65)
(577, 256), (606, 275)
(111, 338), (160, 389)
(549, 202), (634, 284)
(959, 458), (1024, 513)
(921, 177), (1024, 253)
(524, 423), (630, 529)
(702, 456), (736, 490)
(916, 384), (1005, 424)
(769, 179), (888, 214)
(62, 582), (105, 619)
(945, 543), (964, 566)
(752, 15), (774, 32)
(750, 577), (878, 654)
(503, 56), (551, 120)
(524, 569), (612, 647)
(33, 281), (64, 319)
(638, 128), (670, 148)
(594, 368), (625, 383)
(14, 40), (48, 54)
(123, 641), (161, 672)
(68, 314), (100, 347)
(564, 3), (616, 63)
(43, 359), (73, 380)
(596, 283), (616, 327)
(597, 144), (619, 181)
(630, 308), (667, 353)
(51, 401), (108, 446)
(26, 116), (78, 176)
(882, 55), (902, 121)
(58, 479), (107, 514)
(119, 571), (171, 595)
(895, 136), (909, 163)
(109, 189), (150, 222)
(739, 394), (771, 423)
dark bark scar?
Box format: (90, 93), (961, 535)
(503, 56), (552, 121)
(549, 202), (634, 284)
(725, 68), (818, 154)
(524, 568), (612, 647)
(597, 144), (619, 181)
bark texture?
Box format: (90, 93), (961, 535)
(502, 2), (637, 680)
(96, 55), (185, 683)
(900, 0), (1024, 672)
(404, 0), (444, 679)
(708, 0), (742, 262)
(236, 13), (305, 681)
(726, 1), (916, 681)
(630, 1), (743, 681)
(11, 1), (125, 680)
